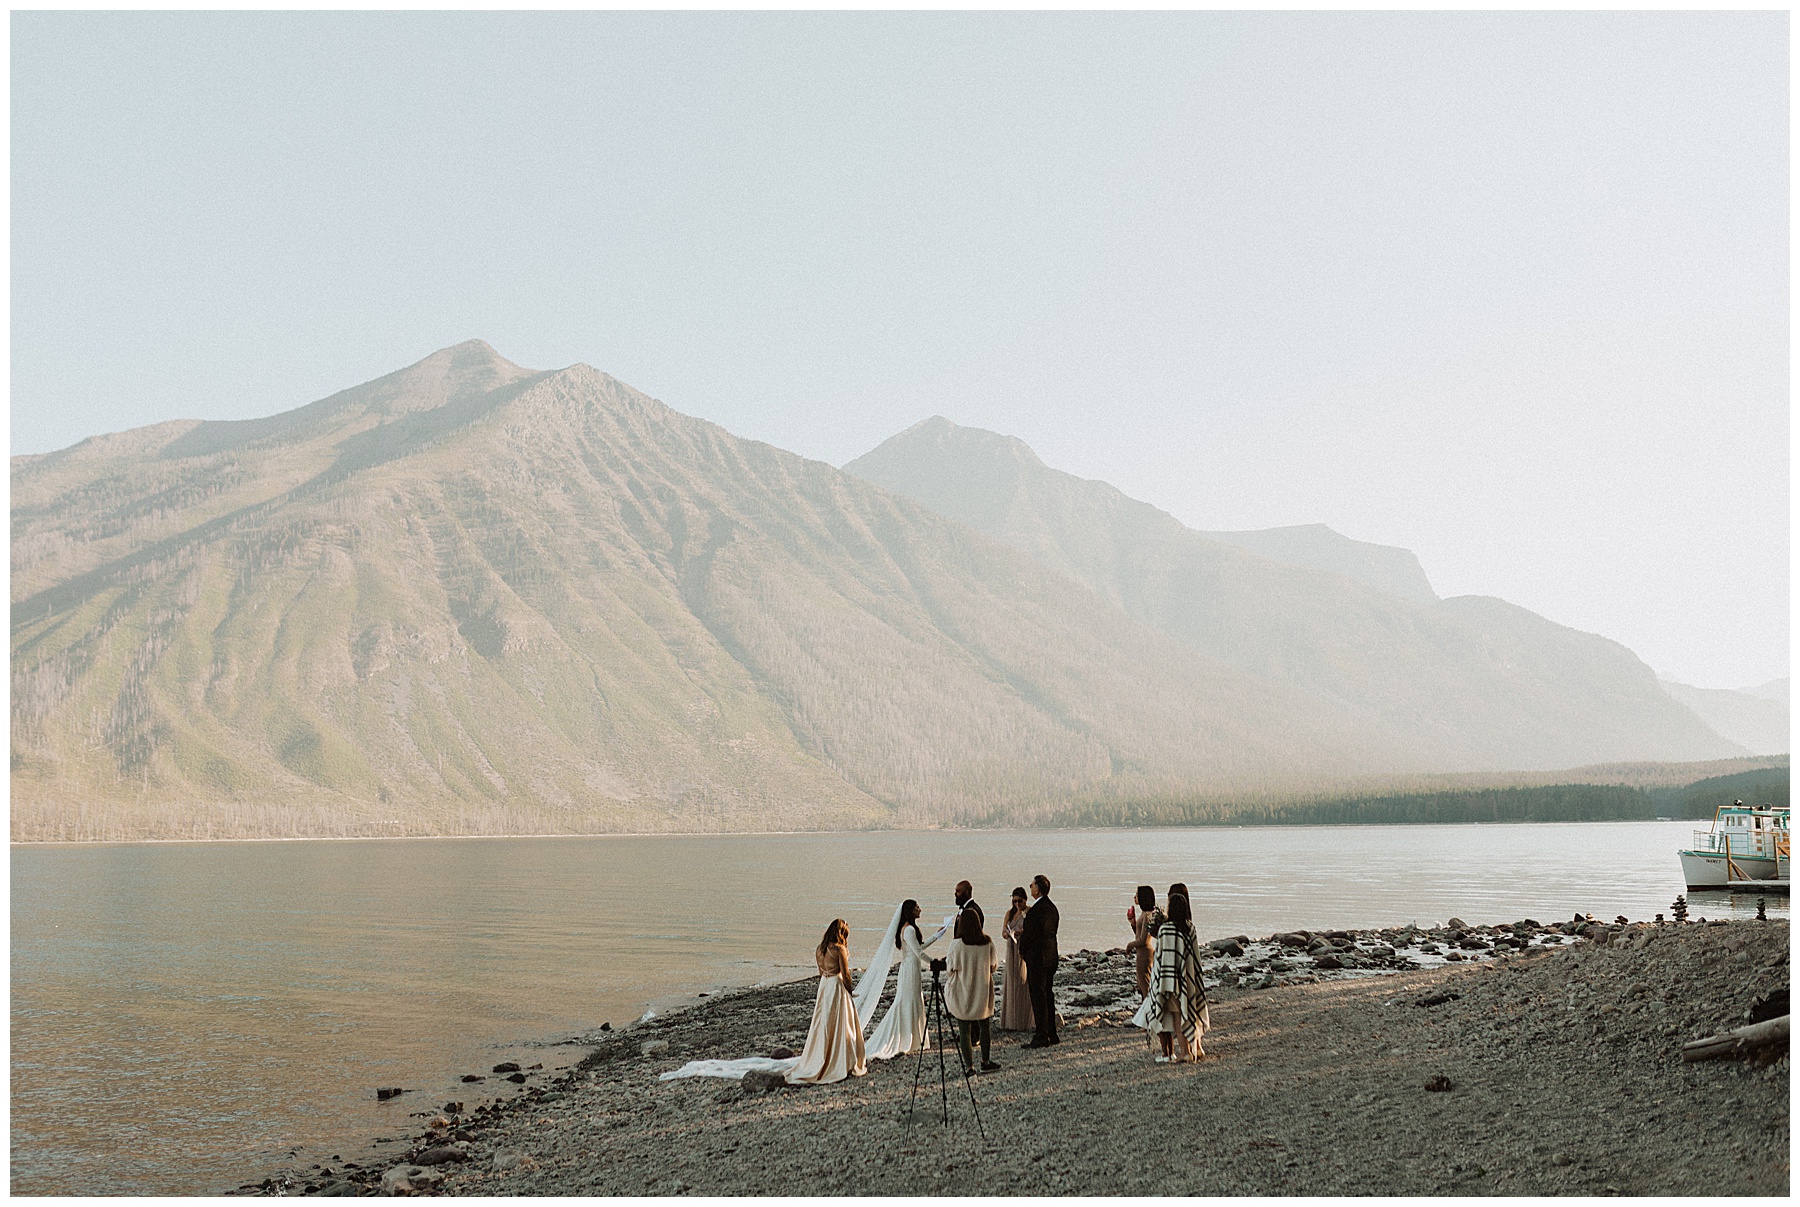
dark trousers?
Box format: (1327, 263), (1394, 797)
(956, 1017), (990, 1068)
(1027, 958), (1058, 1042)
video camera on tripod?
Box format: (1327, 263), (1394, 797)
(907, 953), (984, 1139)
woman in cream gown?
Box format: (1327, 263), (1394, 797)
(786, 919), (868, 1085)
(865, 899), (943, 1060)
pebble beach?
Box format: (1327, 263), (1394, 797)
(238, 914), (1789, 1197)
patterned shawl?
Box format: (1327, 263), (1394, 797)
(1152, 921), (1210, 1051)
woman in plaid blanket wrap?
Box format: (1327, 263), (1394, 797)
(1130, 890), (1209, 1062)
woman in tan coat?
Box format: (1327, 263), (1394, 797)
(946, 908), (1001, 1074)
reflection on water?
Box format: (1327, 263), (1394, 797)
(10, 820), (1784, 1194)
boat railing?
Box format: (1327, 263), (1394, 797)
(1690, 829), (1784, 859)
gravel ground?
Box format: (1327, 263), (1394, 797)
(245, 916), (1789, 1197)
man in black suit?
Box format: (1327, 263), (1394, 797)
(954, 880), (983, 932)
(1018, 873), (1060, 1048)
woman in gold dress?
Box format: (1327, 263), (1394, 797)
(786, 919), (869, 1085)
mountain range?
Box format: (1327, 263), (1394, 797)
(10, 343), (1760, 840)
(845, 417), (1745, 774)
(1658, 677), (1789, 757)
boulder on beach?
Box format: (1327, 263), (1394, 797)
(380, 1164), (443, 1195)
(742, 1069), (789, 1093)
(413, 1146), (468, 1166)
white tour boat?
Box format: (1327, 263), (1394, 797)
(1678, 801), (1790, 891)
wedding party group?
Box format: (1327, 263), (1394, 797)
(795, 875), (1212, 1084)
(660, 876), (1210, 1089)
(787, 874), (1059, 1085)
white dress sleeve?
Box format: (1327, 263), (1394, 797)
(903, 928), (929, 965)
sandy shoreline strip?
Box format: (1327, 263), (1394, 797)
(237, 916), (1788, 1197)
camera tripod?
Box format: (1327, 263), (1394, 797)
(905, 961), (986, 1141)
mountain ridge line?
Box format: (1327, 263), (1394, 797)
(11, 341), (1756, 841)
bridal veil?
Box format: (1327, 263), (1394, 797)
(851, 901), (906, 1028)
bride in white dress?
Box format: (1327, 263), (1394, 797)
(659, 896), (949, 1084)
(861, 898), (947, 1061)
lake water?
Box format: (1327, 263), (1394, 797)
(11, 820), (1785, 1195)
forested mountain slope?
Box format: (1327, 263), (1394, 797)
(13, 343), (1415, 840)
(846, 416), (1741, 773)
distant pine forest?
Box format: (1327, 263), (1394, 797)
(1042, 766), (1790, 829)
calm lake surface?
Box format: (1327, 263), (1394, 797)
(11, 820), (1785, 1195)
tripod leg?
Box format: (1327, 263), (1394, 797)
(906, 1001), (927, 1126)
(934, 986), (950, 1124)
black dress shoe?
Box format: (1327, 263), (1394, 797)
(980, 1061), (1002, 1072)
(1022, 1040), (1048, 1049)
(1046, 1036), (1061, 1045)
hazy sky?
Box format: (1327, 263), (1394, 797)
(12, 12), (1787, 689)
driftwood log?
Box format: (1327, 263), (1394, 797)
(1681, 1014), (1789, 1063)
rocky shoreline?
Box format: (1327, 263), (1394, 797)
(238, 915), (1789, 1197)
